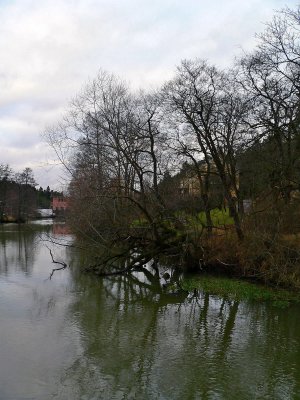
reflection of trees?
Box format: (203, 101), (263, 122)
(0, 227), (296, 400)
(55, 258), (300, 399)
(0, 225), (36, 274)
(57, 263), (189, 398)
(1, 231), (299, 399)
(0, 224), (52, 275)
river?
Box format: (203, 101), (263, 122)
(0, 221), (300, 399)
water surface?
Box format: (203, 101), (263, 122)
(0, 222), (300, 399)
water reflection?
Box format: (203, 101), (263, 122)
(0, 224), (50, 275)
(0, 223), (300, 399)
(63, 260), (300, 399)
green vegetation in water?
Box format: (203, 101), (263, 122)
(181, 275), (300, 308)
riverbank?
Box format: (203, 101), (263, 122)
(0, 215), (61, 223)
(78, 223), (300, 291)
(0, 215), (26, 223)
(179, 227), (300, 292)
(65, 201), (300, 292)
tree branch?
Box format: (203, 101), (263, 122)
(49, 249), (68, 280)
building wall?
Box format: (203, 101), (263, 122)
(51, 196), (69, 211)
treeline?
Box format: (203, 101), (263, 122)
(46, 6), (300, 287)
(0, 164), (58, 222)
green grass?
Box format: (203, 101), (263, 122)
(197, 208), (234, 227)
(130, 218), (149, 227)
(181, 275), (300, 308)
(131, 208), (233, 230)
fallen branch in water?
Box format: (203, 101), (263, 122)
(85, 250), (155, 277)
(49, 249), (68, 279)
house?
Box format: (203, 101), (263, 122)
(51, 196), (69, 216)
(179, 175), (201, 196)
(178, 161), (240, 209)
(178, 162), (225, 196)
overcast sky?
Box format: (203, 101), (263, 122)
(0, 0), (298, 189)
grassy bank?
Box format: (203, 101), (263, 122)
(197, 207), (234, 226)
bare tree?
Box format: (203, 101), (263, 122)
(164, 60), (248, 240)
(238, 6), (300, 201)
(46, 71), (182, 273)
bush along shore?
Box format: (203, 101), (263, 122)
(79, 204), (300, 292)
(174, 205), (300, 291)
(79, 204), (300, 307)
